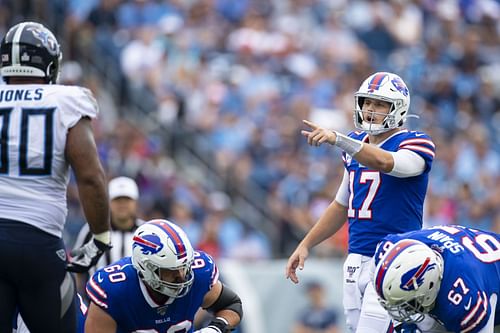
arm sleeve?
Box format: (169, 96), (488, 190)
(387, 149), (426, 178)
(334, 169), (349, 207)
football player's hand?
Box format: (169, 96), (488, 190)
(285, 245), (309, 284)
(394, 323), (420, 333)
(301, 119), (337, 146)
(194, 328), (222, 333)
(67, 238), (112, 273)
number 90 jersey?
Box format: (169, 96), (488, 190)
(0, 84), (98, 237)
(344, 130), (435, 256)
(374, 226), (500, 333)
(86, 251), (219, 333)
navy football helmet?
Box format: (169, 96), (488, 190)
(1, 21), (61, 84)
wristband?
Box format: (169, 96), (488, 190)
(93, 231), (111, 245)
(207, 317), (230, 333)
(334, 132), (364, 156)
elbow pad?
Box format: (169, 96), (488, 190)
(206, 284), (243, 320)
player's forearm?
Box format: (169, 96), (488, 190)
(300, 200), (347, 249)
(213, 309), (241, 328)
(77, 172), (110, 234)
(353, 143), (394, 173)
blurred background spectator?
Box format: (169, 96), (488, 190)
(2, 0), (499, 260)
(292, 281), (340, 333)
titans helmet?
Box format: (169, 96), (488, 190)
(1, 21), (62, 84)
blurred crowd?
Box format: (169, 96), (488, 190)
(1, 0), (499, 259)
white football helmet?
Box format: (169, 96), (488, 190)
(373, 239), (444, 323)
(354, 72), (411, 135)
(132, 219), (194, 298)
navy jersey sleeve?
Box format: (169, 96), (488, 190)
(192, 251), (219, 295)
(397, 131), (435, 173)
(373, 234), (404, 266)
(437, 276), (492, 333)
(85, 261), (132, 320)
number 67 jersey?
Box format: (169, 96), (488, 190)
(374, 226), (500, 333)
(86, 251), (219, 332)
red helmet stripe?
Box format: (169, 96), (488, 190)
(150, 219), (187, 259)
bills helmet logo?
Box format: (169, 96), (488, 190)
(400, 258), (436, 291)
(133, 234), (164, 255)
(391, 77), (409, 96)
(27, 27), (59, 55)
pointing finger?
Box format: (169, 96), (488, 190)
(303, 119), (318, 130)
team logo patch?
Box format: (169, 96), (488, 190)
(391, 77), (409, 96)
(133, 234), (164, 254)
(400, 260), (436, 291)
(27, 27), (58, 55)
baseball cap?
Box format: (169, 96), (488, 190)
(108, 177), (139, 200)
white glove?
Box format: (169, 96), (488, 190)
(194, 328), (221, 333)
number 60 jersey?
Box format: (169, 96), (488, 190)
(86, 251), (219, 333)
(374, 226), (500, 333)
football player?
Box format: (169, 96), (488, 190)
(286, 72), (435, 332)
(0, 21), (111, 333)
(373, 225), (499, 333)
(84, 219), (243, 333)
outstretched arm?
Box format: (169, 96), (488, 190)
(301, 119), (425, 175)
(285, 199), (348, 284)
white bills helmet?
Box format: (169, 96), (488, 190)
(132, 219), (194, 298)
(354, 72), (410, 135)
(373, 239), (443, 323)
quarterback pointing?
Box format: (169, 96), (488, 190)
(286, 72), (435, 332)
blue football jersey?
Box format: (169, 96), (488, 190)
(375, 226), (500, 333)
(344, 130), (435, 256)
(86, 251), (219, 333)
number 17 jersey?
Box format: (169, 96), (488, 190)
(343, 130), (435, 256)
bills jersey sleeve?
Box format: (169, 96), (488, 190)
(396, 131), (435, 173)
(86, 253), (219, 333)
(342, 130), (434, 256)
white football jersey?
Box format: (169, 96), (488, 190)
(0, 84), (98, 237)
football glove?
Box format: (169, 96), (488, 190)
(194, 328), (221, 333)
(67, 237), (112, 273)
(194, 317), (232, 333)
(394, 323), (420, 333)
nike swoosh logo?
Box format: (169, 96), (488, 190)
(97, 273), (103, 283)
(464, 298), (472, 311)
(414, 133), (425, 137)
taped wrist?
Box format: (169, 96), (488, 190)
(207, 317), (230, 333)
(93, 231), (111, 245)
(334, 132), (364, 156)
